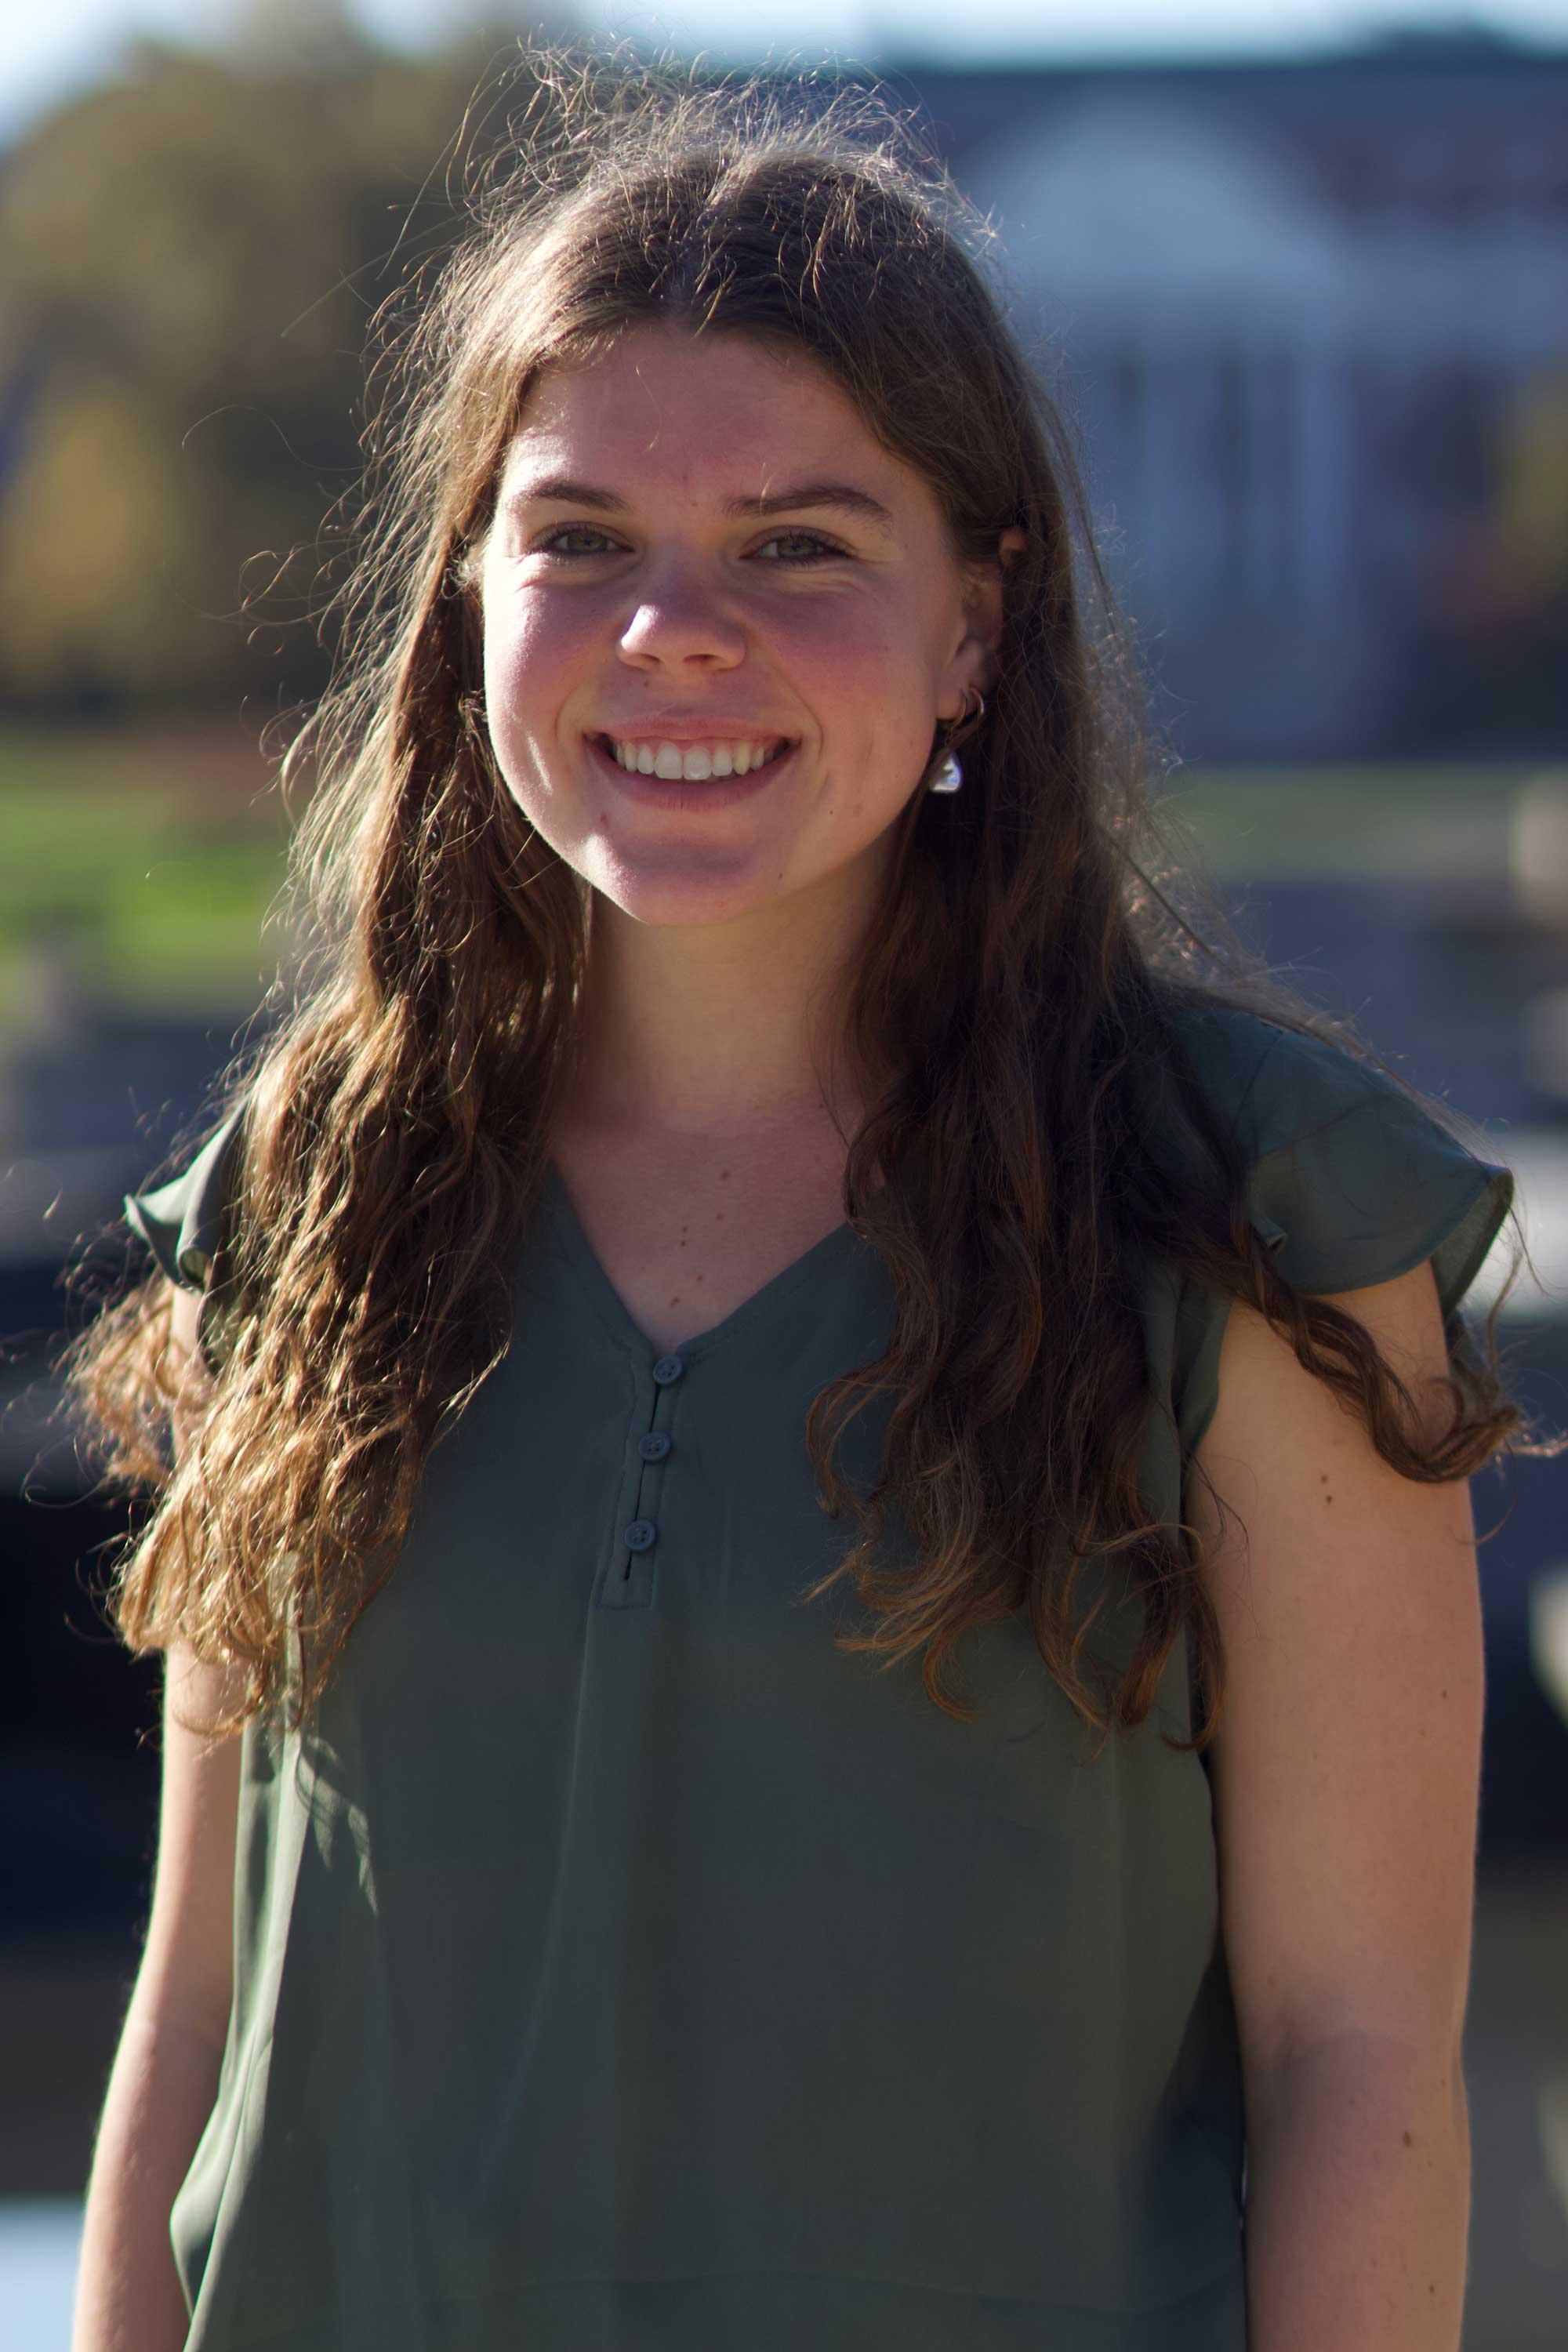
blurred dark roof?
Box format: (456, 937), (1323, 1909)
(863, 24), (1568, 162)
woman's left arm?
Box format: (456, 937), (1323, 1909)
(1191, 1257), (1483, 2352)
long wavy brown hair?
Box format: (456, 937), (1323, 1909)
(63, 49), (1537, 1749)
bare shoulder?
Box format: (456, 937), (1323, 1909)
(1189, 1260), (1483, 2081)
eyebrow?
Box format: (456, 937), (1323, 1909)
(499, 473), (897, 531)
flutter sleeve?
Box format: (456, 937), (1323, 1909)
(1170, 1009), (1515, 1461)
(123, 1101), (249, 1377)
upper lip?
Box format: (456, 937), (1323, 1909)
(591, 721), (795, 744)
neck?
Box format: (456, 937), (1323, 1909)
(561, 865), (887, 1145)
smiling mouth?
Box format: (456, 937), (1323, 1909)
(590, 734), (797, 782)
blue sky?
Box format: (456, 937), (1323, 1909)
(3, 0), (1566, 143)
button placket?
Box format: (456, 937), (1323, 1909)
(604, 1352), (684, 1608)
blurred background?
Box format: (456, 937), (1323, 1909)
(3, 2), (1568, 2343)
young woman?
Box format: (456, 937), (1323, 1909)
(67, 56), (1526, 2352)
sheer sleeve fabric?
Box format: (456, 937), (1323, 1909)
(124, 1101), (249, 1377)
(1167, 1009), (1514, 1461)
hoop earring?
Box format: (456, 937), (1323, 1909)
(927, 685), (987, 796)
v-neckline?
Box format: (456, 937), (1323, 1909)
(539, 1161), (863, 1364)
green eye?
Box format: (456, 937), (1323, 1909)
(535, 526), (617, 557)
(756, 531), (848, 563)
(530, 525), (850, 563)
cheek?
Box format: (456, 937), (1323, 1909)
(782, 603), (936, 766)
(818, 627), (939, 811)
(480, 601), (598, 826)
(481, 597), (567, 735)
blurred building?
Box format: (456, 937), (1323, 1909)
(898, 26), (1568, 757)
(3, 13), (1568, 1867)
(2, 37), (1568, 2303)
(0, 25), (1563, 750)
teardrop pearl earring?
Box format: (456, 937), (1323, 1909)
(927, 684), (986, 795)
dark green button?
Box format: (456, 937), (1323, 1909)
(652, 1355), (684, 1385)
(638, 1432), (672, 1463)
(624, 1520), (658, 1552)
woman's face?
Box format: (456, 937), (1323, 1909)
(477, 321), (1018, 932)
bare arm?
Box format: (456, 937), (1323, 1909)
(1191, 1258), (1480, 2352)
(71, 1287), (246, 2352)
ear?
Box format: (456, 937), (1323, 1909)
(942, 525), (1029, 715)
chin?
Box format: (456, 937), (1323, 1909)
(583, 840), (799, 929)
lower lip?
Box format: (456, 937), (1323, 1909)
(587, 735), (797, 811)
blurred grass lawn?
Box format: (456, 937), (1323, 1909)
(1163, 761), (1529, 884)
(0, 730), (1541, 1021)
(1, 727), (292, 1016)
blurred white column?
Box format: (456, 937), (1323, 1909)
(1240, 339), (1285, 610)
(1293, 343), (1353, 609)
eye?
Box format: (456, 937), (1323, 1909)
(753, 530), (850, 564)
(528, 524), (851, 564)
(532, 524), (622, 557)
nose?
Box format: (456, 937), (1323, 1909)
(615, 551), (746, 671)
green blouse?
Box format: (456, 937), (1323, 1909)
(123, 1005), (1512, 2352)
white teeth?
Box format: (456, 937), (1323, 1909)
(605, 736), (782, 780)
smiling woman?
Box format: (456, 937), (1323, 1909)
(470, 325), (1019, 929)
(59, 45), (1540, 2352)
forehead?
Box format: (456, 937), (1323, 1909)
(493, 324), (927, 517)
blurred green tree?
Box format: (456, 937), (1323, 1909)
(0, 31), (536, 717)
